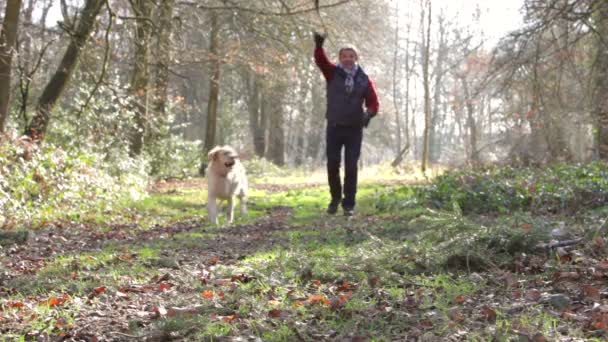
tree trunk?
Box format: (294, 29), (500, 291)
(307, 79), (324, 162)
(429, 13), (446, 163)
(592, 2), (608, 159)
(392, 0), (402, 156)
(0, 0), (22, 132)
(392, 17), (413, 168)
(246, 70), (266, 157)
(25, 0), (104, 139)
(461, 76), (479, 164)
(421, 0), (432, 172)
(128, 0), (153, 156)
(153, 0), (175, 118)
(267, 85), (285, 166)
(203, 12), (221, 154)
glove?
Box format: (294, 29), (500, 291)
(313, 31), (326, 49)
(363, 111), (376, 128)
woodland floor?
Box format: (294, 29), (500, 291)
(1, 174), (608, 341)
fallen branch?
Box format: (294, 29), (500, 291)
(535, 238), (584, 250)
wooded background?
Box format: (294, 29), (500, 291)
(0, 0), (607, 176)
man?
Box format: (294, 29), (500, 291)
(313, 32), (379, 216)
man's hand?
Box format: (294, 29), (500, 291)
(314, 31), (326, 49)
(363, 111), (377, 128)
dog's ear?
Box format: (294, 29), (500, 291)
(208, 146), (221, 162)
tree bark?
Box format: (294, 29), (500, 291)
(246, 70), (266, 157)
(128, 0), (153, 156)
(429, 13), (447, 163)
(267, 85), (285, 166)
(421, 0), (432, 172)
(592, 2), (608, 159)
(203, 12), (221, 154)
(391, 0), (401, 156)
(307, 79), (324, 162)
(0, 0), (22, 132)
(392, 16), (413, 168)
(153, 0), (175, 118)
(461, 76), (479, 164)
(25, 0), (104, 139)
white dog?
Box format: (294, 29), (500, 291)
(206, 145), (248, 225)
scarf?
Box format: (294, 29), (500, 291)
(338, 64), (359, 94)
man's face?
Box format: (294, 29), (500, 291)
(339, 49), (358, 69)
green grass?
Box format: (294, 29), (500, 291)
(3, 166), (608, 340)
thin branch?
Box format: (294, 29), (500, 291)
(17, 39), (56, 123)
(178, 0), (353, 16)
(75, 0), (114, 119)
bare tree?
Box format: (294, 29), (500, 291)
(0, 0), (22, 132)
(203, 11), (221, 156)
(421, 0), (432, 172)
(25, 0), (104, 139)
(153, 0), (175, 117)
(267, 84), (286, 165)
(592, 1), (608, 159)
(128, 0), (153, 156)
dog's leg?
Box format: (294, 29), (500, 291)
(207, 197), (219, 225)
(227, 197), (235, 223)
(239, 194), (247, 216)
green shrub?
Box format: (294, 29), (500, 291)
(417, 162), (608, 214)
(0, 136), (147, 228)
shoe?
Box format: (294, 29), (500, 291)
(343, 208), (354, 217)
(327, 201), (340, 215)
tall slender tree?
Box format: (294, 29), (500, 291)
(128, 0), (153, 156)
(421, 0), (432, 172)
(25, 0), (104, 139)
(0, 0), (22, 132)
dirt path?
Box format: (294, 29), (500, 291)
(1, 206), (303, 341)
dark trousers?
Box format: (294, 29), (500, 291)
(326, 124), (363, 209)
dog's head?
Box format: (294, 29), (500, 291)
(208, 145), (239, 172)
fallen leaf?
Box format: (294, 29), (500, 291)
(554, 271), (579, 281)
(230, 273), (254, 283)
(419, 320), (433, 328)
(151, 305), (167, 319)
(597, 260), (608, 271)
(525, 289), (541, 301)
(593, 236), (605, 249)
(93, 286), (106, 294)
(6, 301), (25, 308)
(268, 309), (286, 318)
(481, 305), (497, 323)
(158, 282), (172, 291)
(221, 314), (236, 322)
(43, 294), (70, 307)
(308, 294), (330, 305)
(88, 286), (107, 300)
(330, 292), (352, 310)
(337, 280), (356, 292)
(582, 285), (601, 301)
(453, 295), (466, 304)
(210, 256), (219, 265)
(448, 307), (465, 322)
(152, 273), (171, 283)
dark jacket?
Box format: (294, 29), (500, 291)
(314, 47), (379, 127)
